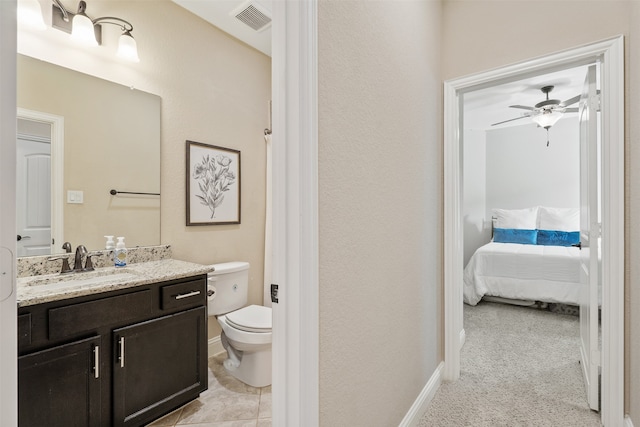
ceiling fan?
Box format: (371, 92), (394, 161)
(491, 85), (580, 128)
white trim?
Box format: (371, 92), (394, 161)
(599, 36), (625, 427)
(208, 336), (224, 357)
(443, 36), (624, 427)
(459, 328), (466, 349)
(625, 416), (635, 427)
(398, 362), (444, 427)
(16, 133), (49, 144)
(271, 0), (319, 425)
(16, 108), (64, 254)
(443, 78), (463, 382)
(0, 1), (17, 425)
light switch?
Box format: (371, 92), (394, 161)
(67, 190), (84, 204)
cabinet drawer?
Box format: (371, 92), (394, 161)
(49, 290), (152, 341)
(161, 279), (206, 310)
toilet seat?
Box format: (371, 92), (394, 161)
(225, 305), (272, 333)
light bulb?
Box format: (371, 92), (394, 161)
(531, 110), (563, 129)
(17, 0), (46, 30)
(117, 31), (140, 62)
(71, 13), (98, 46)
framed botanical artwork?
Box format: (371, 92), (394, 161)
(186, 140), (241, 225)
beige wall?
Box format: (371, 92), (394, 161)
(17, 54), (161, 252)
(17, 1), (271, 338)
(318, 1), (442, 425)
(442, 0), (637, 420)
(15, 0), (640, 423)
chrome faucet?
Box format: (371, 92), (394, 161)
(74, 245), (87, 271)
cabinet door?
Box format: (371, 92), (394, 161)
(19, 335), (101, 427)
(112, 306), (207, 427)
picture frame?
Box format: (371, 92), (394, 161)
(186, 140), (241, 225)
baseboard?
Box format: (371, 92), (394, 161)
(460, 328), (466, 348)
(625, 415), (635, 427)
(208, 336), (224, 357)
(398, 361), (444, 426)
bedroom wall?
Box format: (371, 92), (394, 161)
(486, 119), (580, 215)
(463, 129), (489, 266)
(443, 0), (637, 419)
(318, 0), (442, 425)
(463, 118), (579, 266)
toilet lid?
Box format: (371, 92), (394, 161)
(226, 305), (272, 333)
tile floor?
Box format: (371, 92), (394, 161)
(146, 352), (271, 427)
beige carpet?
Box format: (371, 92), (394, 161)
(418, 301), (601, 427)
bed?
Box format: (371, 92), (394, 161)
(463, 206), (589, 306)
(463, 241), (583, 305)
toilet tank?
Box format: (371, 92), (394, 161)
(208, 261), (250, 315)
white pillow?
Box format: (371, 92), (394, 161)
(492, 207), (538, 229)
(538, 207), (580, 232)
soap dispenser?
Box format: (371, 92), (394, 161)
(104, 235), (115, 250)
(114, 237), (127, 267)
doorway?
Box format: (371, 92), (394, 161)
(16, 109), (64, 257)
(16, 120), (51, 256)
(443, 36), (624, 426)
(460, 63), (598, 417)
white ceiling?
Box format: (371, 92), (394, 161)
(464, 65), (589, 131)
(172, 0), (272, 56)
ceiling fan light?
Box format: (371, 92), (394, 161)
(531, 110), (563, 129)
(17, 0), (46, 30)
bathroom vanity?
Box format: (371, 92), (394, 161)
(17, 258), (211, 427)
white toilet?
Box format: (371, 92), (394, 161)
(208, 261), (272, 387)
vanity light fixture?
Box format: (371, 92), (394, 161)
(48, 0), (140, 62)
(17, 0), (47, 30)
(68, 0), (97, 46)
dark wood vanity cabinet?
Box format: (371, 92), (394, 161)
(113, 307), (207, 426)
(17, 275), (208, 427)
(19, 335), (102, 427)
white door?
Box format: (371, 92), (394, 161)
(578, 63), (600, 411)
(16, 136), (51, 256)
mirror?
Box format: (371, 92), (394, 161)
(16, 54), (161, 256)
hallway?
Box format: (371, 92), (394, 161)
(419, 302), (600, 426)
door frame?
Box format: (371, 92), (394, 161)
(0, 0), (17, 425)
(271, 0), (319, 425)
(16, 108), (64, 254)
(443, 36), (624, 426)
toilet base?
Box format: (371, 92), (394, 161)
(223, 347), (272, 388)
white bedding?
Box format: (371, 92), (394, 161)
(463, 242), (584, 306)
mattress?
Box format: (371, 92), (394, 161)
(463, 242), (586, 306)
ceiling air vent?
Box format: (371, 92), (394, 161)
(231, 1), (272, 32)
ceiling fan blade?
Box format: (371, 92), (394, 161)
(564, 107), (579, 113)
(509, 105), (535, 111)
(490, 115), (531, 126)
(560, 95), (580, 107)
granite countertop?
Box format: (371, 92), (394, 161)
(17, 259), (213, 307)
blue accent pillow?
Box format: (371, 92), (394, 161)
(537, 230), (580, 247)
(493, 228), (538, 245)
